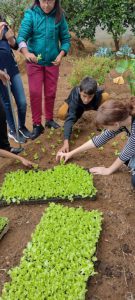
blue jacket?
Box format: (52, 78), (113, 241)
(17, 5), (71, 66)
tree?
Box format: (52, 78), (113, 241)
(63, 0), (131, 51)
(0, 0), (31, 32)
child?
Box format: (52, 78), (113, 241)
(56, 99), (135, 188)
(57, 76), (109, 152)
(17, 0), (71, 140)
(0, 18), (31, 144)
(0, 69), (23, 154)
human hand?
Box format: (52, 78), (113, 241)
(52, 53), (63, 66)
(58, 140), (69, 154)
(0, 70), (10, 85)
(56, 151), (71, 163)
(20, 157), (34, 167)
(24, 52), (38, 63)
(90, 166), (112, 175)
(0, 22), (6, 39)
(5, 28), (14, 41)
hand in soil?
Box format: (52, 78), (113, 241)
(90, 166), (111, 175)
(56, 151), (71, 163)
(20, 157), (34, 167)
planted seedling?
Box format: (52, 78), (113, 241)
(41, 147), (46, 153)
(112, 141), (119, 147)
(74, 134), (79, 139)
(98, 146), (104, 151)
(33, 153), (39, 160)
(33, 163), (39, 170)
(35, 140), (41, 144)
(114, 149), (120, 156)
(121, 134), (127, 141)
(51, 144), (56, 149)
(22, 151), (28, 157)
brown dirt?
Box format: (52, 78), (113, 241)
(0, 54), (135, 300)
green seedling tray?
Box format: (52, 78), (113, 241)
(0, 223), (9, 240)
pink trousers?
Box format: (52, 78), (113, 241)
(26, 63), (59, 124)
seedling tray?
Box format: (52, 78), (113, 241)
(0, 223), (9, 240)
(0, 166), (97, 207)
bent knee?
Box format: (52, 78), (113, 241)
(57, 102), (68, 120)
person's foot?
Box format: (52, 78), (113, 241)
(8, 131), (27, 144)
(19, 126), (32, 139)
(45, 120), (60, 129)
(31, 124), (44, 140)
(10, 147), (24, 155)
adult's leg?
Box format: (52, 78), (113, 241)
(44, 65), (59, 121)
(0, 97), (10, 151)
(131, 170), (135, 188)
(0, 81), (15, 132)
(11, 73), (27, 128)
(26, 63), (44, 125)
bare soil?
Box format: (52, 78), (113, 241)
(0, 54), (135, 300)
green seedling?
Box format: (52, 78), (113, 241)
(51, 151), (56, 156)
(57, 139), (62, 144)
(112, 141), (119, 147)
(35, 140), (41, 144)
(51, 144), (56, 149)
(37, 54), (42, 61)
(114, 149), (120, 156)
(99, 146), (104, 151)
(33, 153), (39, 160)
(47, 135), (51, 139)
(0, 203), (102, 299)
(74, 134), (79, 139)
(15, 160), (20, 164)
(33, 163), (39, 169)
(90, 132), (96, 137)
(22, 151), (28, 157)
(121, 134), (127, 141)
(41, 147), (46, 153)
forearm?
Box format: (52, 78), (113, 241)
(69, 139), (95, 157)
(109, 157), (124, 174)
(0, 149), (22, 162)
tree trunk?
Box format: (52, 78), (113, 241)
(114, 37), (119, 51)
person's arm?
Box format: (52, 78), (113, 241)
(4, 27), (18, 49)
(0, 22), (6, 39)
(56, 139), (95, 162)
(0, 70), (10, 85)
(90, 157), (124, 175)
(17, 10), (37, 63)
(0, 149), (33, 167)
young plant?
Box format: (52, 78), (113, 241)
(0, 203), (102, 300)
(0, 163), (97, 204)
(116, 59), (135, 95)
(0, 217), (8, 233)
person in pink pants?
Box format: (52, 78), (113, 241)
(17, 0), (70, 139)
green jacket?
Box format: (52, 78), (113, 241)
(17, 6), (71, 66)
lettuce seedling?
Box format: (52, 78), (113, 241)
(0, 204), (102, 300)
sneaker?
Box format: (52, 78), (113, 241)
(45, 120), (60, 129)
(10, 147), (24, 155)
(19, 126), (32, 139)
(31, 124), (44, 140)
(8, 131), (27, 144)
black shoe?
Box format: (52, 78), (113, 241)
(31, 124), (44, 140)
(19, 126), (32, 139)
(10, 147), (24, 155)
(45, 120), (60, 129)
(8, 131), (27, 144)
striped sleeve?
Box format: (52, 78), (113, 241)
(92, 128), (123, 148)
(119, 119), (135, 162)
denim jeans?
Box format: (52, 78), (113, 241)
(0, 97), (10, 151)
(128, 156), (135, 188)
(0, 73), (27, 132)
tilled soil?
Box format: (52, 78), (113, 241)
(0, 56), (135, 300)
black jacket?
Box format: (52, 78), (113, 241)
(64, 86), (103, 139)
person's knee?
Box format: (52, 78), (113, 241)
(101, 92), (110, 104)
(57, 102), (68, 120)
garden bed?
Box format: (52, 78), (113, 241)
(0, 217), (9, 241)
(0, 203), (102, 300)
(0, 164), (97, 205)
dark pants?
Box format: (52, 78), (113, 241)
(0, 97), (10, 151)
